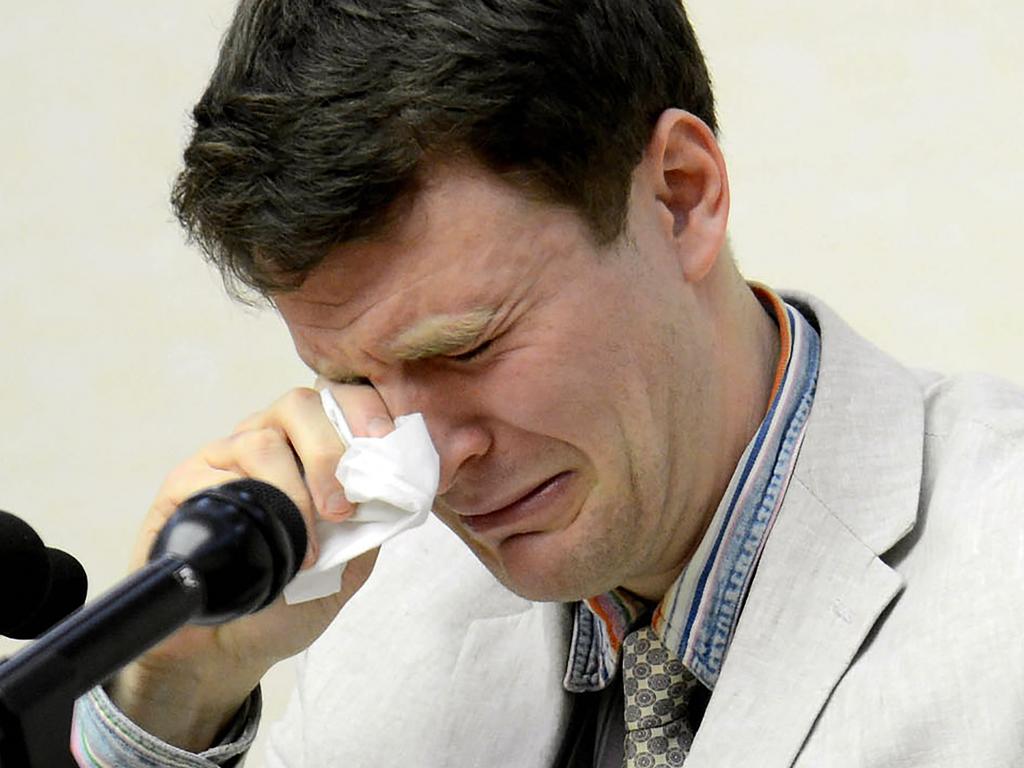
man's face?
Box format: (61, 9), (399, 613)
(274, 163), (721, 602)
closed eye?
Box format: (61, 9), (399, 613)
(449, 338), (495, 363)
(313, 372), (372, 389)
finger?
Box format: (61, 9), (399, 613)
(238, 388), (353, 522)
(323, 382), (395, 439)
(266, 383), (396, 520)
(200, 428), (320, 567)
(230, 409), (264, 435)
(136, 463), (241, 569)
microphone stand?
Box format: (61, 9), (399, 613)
(0, 555), (203, 767)
(0, 479), (303, 767)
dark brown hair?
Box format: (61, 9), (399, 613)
(172, 0), (717, 297)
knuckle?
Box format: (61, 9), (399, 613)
(306, 448), (343, 479)
(233, 426), (286, 457)
(279, 387), (321, 414)
(233, 388), (321, 434)
(231, 412), (260, 434)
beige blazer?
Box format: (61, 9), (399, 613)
(266, 295), (1024, 767)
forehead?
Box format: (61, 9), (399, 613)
(273, 163), (596, 373)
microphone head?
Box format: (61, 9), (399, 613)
(0, 510), (52, 635)
(149, 479), (307, 625)
(226, 479), (307, 584)
(4, 547), (88, 639)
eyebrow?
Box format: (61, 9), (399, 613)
(388, 308), (497, 361)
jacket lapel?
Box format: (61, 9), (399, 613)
(686, 294), (925, 768)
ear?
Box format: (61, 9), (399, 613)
(643, 109), (730, 283)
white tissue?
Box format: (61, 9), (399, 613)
(282, 388), (440, 604)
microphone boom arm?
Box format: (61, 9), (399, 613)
(0, 555), (202, 767)
(0, 479), (305, 767)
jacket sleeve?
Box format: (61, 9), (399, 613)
(70, 685), (260, 767)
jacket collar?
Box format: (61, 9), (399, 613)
(783, 293), (922, 554)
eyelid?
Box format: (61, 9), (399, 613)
(312, 370), (372, 389)
(449, 337), (495, 363)
(323, 375), (373, 387)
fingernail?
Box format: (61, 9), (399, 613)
(366, 416), (393, 438)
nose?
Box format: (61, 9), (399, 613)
(429, 420), (491, 494)
(378, 376), (491, 495)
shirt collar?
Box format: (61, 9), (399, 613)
(563, 284), (821, 693)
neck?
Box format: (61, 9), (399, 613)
(729, 283), (783, 454)
(706, 272), (782, 522)
(625, 270), (781, 602)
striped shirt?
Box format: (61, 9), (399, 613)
(564, 286), (821, 696)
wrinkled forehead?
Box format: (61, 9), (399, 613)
(278, 164), (590, 316)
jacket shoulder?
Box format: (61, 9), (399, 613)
(922, 371), (1024, 443)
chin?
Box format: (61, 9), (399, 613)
(439, 510), (615, 603)
(489, 570), (587, 603)
(484, 537), (613, 604)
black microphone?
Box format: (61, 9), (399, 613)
(0, 478), (306, 767)
(0, 512), (88, 639)
(146, 477), (307, 625)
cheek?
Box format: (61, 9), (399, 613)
(473, 339), (665, 499)
(476, 345), (625, 450)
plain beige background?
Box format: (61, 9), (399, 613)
(1, 2), (1021, 765)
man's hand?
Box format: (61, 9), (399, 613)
(107, 385), (392, 752)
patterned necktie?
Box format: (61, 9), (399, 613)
(621, 625), (708, 767)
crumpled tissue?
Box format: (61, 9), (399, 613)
(282, 388), (440, 604)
